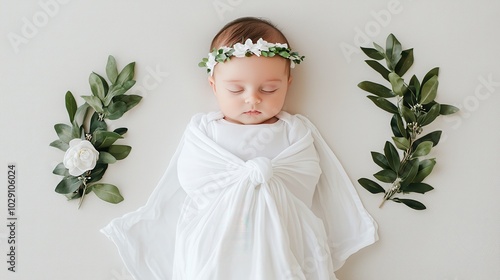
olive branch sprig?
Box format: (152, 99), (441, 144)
(50, 55), (142, 208)
(357, 34), (459, 210)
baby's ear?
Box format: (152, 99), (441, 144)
(208, 76), (216, 94)
(288, 75), (293, 85)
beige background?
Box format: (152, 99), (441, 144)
(1, 0), (499, 279)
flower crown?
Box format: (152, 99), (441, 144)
(199, 38), (305, 75)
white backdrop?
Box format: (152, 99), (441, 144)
(1, 0), (499, 279)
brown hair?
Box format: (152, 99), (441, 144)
(210, 17), (290, 50)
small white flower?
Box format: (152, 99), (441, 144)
(274, 43), (288, 49)
(206, 53), (217, 74)
(255, 38), (270, 52)
(246, 38), (262, 56)
(220, 46), (232, 53)
(232, 42), (248, 57)
(63, 139), (99, 176)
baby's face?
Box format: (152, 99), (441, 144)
(209, 55), (291, 125)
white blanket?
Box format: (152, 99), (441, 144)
(101, 111), (378, 280)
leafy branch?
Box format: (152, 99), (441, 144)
(50, 55), (142, 208)
(357, 34), (459, 210)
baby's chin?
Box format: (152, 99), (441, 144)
(223, 115), (278, 125)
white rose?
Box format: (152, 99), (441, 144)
(63, 139), (99, 176)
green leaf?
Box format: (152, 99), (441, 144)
(92, 183), (124, 204)
(374, 169), (397, 183)
(122, 80), (136, 91)
(371, 151), (391, 170)
(52, 162), (69, 176)
(392, 198), (426, 210)
(418, 103), (441, 126)
(400, 105), (416, 123)
(373, 42), (384, 54)
(106, 101), (127, 120)
(401, 182), (434, 194)
(89, 112), (107, 134)
(104, 85), (127, 106)
(388, 72), (405, 96)
(50, 139), (69, 151)
(55, 176), (81, 194)
(413, 158), (436, 182)
(113, 127), (128, 135)
(391, 114), (407, 138)
(97, 151), (117, 164)
(114, 95), (142, 112)
(65, 91), (77, 123)
(412, 131), (442, 149)
(107, 145), (132, 160)
(116, 62), (135, 85)
(106, 55), (118, 84)
(384, 141), (400, 172)
(412, 141), (433, 158)
(385, 34), (402, 70)
(89, 72), (108, 100)
(399, 158), (419, 187)
(365, 60), (390, 81)
(82, 95), (104, 113)
(65, 191), (82, 200)
(71, 121), (81, 139)
(358, 178), (386, 194)
(408, 75), (421, 99)
(87, 163), (108, 183)
(392, 136), (410, 150)
(440, 104), (459, 115)
(74, 103), (90, 128)
(394, 49), (414, 77)
(367, 95), (398, 114)
(93, 130), (123, 149)
(420, 75), (439, 104)
(422, 67), (439, 85)
(360, 47), (385, 60)
(358, 81), (395, 98)
(54, 123), (73, 143)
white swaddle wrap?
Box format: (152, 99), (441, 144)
(101, 111), (378, 280)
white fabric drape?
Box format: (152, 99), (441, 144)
(101, 111), (378, 280)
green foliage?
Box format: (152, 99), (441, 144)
(50, 55), (141, 209)
(357, 34), (459, 210)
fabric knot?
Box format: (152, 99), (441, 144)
(245, 157), (273, 185)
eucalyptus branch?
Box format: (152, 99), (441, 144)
(50, 55), (143, 208)
(357, 34), (459, 210)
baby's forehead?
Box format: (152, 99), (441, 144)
(214, 56), (289, 80)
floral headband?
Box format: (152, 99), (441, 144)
(199, 38), (305, 75)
